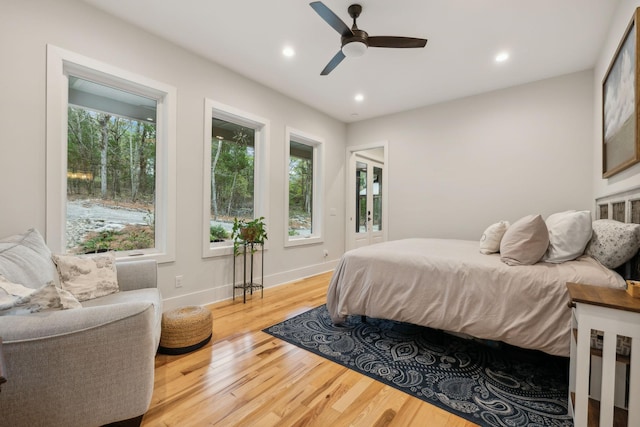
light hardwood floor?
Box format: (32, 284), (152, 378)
(143, 272), (478, 426)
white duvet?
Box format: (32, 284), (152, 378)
(327, 238), (625, 356)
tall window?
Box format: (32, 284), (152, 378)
(46, 46), (176, 262)
(203, 100), (269, 257)
(66, 77), (157, 253)
(285, 127), (323, 247)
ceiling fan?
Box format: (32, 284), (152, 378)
(309, 1), (428, 75)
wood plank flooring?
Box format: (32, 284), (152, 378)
(143, 272), (478, 426)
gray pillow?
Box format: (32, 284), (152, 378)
(0, 229), (59, 289)
(500, 214), (549, 266)
(584, 220), (640, 269)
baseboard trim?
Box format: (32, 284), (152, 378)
(162, 259), (338, 311)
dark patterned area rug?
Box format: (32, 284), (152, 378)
(263, 305), (572, 427)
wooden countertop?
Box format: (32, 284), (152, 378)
(567, 282), (640, 313)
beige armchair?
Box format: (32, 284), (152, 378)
(0, 259), (162, 427)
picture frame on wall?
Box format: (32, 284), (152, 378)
(603, 8), (640, 178)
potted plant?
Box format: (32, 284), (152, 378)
(231, 216), (267, 255)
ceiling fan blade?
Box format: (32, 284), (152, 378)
(310, 2), (353, 37)
(368, 36), (428, 48)
(320, 50), (346, 75)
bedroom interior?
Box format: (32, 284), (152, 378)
(2, 0), (640, 426)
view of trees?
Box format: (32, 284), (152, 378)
(210, 124), (255, 223)
(66, 110), (315, 249)
(66, 106), (156, 253)
(288, 151), (313, 236)
(207, 120), (314, 241)
(68, 107), (156, 202)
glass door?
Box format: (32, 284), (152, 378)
(353, 155), (384, 248)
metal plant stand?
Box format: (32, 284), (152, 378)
(232, 241), (263, 303)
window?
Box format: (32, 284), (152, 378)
(46, 45), (176, 262)
(202, 99), (269, 257)
(285, 127), (323, 247)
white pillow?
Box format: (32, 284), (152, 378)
(500, 214), (549, 266)
(585, 220), (640, 269)
(479, 221), (510, 254)
(0, 277), (81, 316)
(542, 210), (592, 263)
(52, 252), (119, 302)
(0, 229), (59, 289)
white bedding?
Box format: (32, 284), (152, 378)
(326, 238), (626, 356)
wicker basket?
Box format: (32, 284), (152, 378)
(159, 306), (212, 355)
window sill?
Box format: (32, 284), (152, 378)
(285, 235), (323, 248)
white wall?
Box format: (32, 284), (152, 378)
(593, 2), (640, 198)
(347, 71), (595, 241)
(0, 0), (346, 308)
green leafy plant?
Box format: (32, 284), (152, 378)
(80, 230), (115, 253)
(231, 216), (267, 255)
(77, 225), (154, 254)
(210, 224), (228, 242)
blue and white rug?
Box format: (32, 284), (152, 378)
(263, 305), (572, 427)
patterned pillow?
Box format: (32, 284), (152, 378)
(584, 220), (640, 269)
(0, 277), (81, 315)
(0, 228), (59, 289)
(52, 252), (119, 302)
(479, 221), (509, 254)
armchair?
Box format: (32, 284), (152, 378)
(0, 259), (162, 427)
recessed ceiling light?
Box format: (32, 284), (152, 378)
(354, 93), (364, 102)
(282, 46), (295, 57)
(495, 52), (509, 63)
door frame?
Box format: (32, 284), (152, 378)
(345, 141), (389, 251)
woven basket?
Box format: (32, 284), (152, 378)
(159, 306), (212, 355)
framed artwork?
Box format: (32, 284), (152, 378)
(603, 8), (640, 178)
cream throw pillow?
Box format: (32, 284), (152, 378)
(53, 252), (119, 302)
(479, 221), (510, 254)
(542, 210), (592, 263)
(0, 277), (81, 315)
(500, 214), (549, 266)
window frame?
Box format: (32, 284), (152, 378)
(284, 127), (324, 247)
(202, 99), (270, 258)
(46, 45), (177, 263)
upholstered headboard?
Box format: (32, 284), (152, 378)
(596, 186), (640, 280)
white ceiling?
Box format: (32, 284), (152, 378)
(80, 0), (619, 123)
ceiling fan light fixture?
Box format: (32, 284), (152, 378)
(342, 41), (367, 58)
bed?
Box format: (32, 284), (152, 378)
(327, 231), (631, 357)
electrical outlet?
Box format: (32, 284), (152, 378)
(175, 275), (183, 288)
(323, 249), (329, 258)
